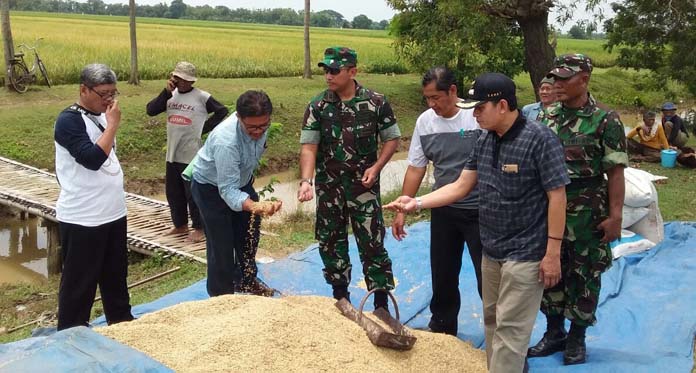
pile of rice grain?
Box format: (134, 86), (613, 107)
(97, 295), (487, 372)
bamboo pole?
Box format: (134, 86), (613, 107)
(94, 266), (180, 302)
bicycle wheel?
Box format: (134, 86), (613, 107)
(38, 59), (51, 88)
(8, 62), (30, 93)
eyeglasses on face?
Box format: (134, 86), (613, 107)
(239, 117), (271, 132)
(89, 86), (120, 100)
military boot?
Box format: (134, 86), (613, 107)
(332, 285), (351, 303)
(564, 323), (587, 365)
(373, 290), (389, 313)
(527, 315), (567, 357)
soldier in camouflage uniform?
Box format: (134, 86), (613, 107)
(528, 54), (628, 365)
(297, 47), (401, 310)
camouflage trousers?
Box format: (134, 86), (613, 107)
(541, 184), (613, 326)
(315, 176), (394, 291)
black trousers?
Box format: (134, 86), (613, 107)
(191, 179), (260, 297)
(429, 206), (483, 335)
(166, 161), (202, 229)
(57, 216), (133, 330)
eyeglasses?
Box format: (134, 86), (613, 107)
(89, 87), (120, 100)
(323, 67), (346, 76)
(239, 117), (271, 132)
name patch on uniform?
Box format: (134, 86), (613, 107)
(502, 164), (519, 173)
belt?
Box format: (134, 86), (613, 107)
(568, 176), (604, 188)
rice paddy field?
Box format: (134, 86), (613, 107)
(5, 11), (618, 85)
(5, 12), (406, 84)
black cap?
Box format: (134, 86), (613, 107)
(457, 72), (517, 109)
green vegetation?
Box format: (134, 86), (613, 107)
(606, 0), (696, 95)
(0, 255), (206, 343)
(554, 39), (616, 68)
(0, 74), (424, 182)
(2, 15), (695, 359)
(6, 12), (404, 85)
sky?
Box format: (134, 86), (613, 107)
(107, 0), (614, 31)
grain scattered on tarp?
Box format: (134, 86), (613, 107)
(98, 295), (487, 372)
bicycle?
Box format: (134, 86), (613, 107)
(7, 38), (51, 93)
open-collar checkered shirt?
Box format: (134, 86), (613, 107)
(464, 113), (570, 261)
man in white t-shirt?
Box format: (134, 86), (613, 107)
(146, 61), (229, 242)
(391, 66), (483, 336)
(54, 64), (134, 330)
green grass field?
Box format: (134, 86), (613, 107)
(555, 38), (615, 68)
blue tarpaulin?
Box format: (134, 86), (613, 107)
(3, 222), (696, 372)
(0, 326), (171, 372)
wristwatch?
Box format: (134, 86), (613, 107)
(299, 178), (313, 187)
(415, 197), (423, 211)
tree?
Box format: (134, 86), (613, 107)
(605, 0), (696, 95)
(568, 24), (587, 39)
(480, 0), (557, 99)
(1, 0), (13, 89)
(312, 9), (344, 28)
(388, 0), (525, 90)
(387, 0), (580, 99)
(303, 0), (311, 79)
(585, 22), (596, 39)
(167, 0), (186, 19)
(352, 14), (372, 29)
(127, 0), (139, 85)
(310, 11), (332, 27)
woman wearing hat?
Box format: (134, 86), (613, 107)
(661, 102), (689, 148)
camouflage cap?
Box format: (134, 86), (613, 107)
(318, 46), (357, 69)
(547, 53), (593, 79)
(540, 76), (555, 86)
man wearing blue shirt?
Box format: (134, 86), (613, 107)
(191, 90), (282, 297)
(386, 73), (569, 373)
(521, 76), (556, 121)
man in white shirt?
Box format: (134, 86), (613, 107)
(54, 64), (134, 330)
(392, 66), (483, 336)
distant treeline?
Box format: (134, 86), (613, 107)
(9, 0), (390, 29)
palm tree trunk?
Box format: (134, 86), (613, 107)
(128, 0), (139, 85)
(303, 0), (311, 79)
(1, 0), (15, 89)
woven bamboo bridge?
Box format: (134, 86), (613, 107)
(0, 156), (207, 268)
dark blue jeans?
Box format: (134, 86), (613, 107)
(191, 179), (260, 296)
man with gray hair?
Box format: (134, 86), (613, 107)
(54, 63), (134, 330)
